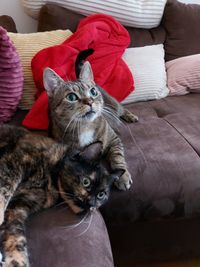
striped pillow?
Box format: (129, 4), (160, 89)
(8, 30), (72, 110)
(21, 0), (167, 29)
(0, 27), (23, 123)
(122, 44), (169, 104)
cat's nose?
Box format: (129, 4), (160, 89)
(82, 98), (93, 106)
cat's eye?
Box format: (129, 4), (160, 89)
(97, 191), (106, 200)
(66, 93), (79, 102)
(89, 87), (98, 98)
(82, 177), (91, 188)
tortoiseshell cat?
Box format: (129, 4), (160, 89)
(0, 125), (118, 267)
(43, 52), (138, 190)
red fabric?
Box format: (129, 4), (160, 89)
(23, 14), (134, 130)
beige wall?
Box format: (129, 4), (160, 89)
(0, 0), (37, 33)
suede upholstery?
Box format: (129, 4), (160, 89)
(38, 4), (166, 48)
(7, 0), (200, 265)
(0, 15), (17, 32)
(162, 0), (200, 61)
(27, 206), (113, 267)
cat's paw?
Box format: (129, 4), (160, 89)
(114, 170), (132, 190)
(121, 109), (138, 123)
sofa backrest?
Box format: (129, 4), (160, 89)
(37, 0), (200, 62)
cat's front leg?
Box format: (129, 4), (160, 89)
(106, 136), (132, 191)
(0, 165), (23, 226)
(120, 108), (139, 123)
(1, 188), (48, 267)
(2, 233), (28, 267)
(1, 209), (29, 267)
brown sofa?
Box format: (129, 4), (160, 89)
(2, 0), (200, 266)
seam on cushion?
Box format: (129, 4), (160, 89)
(163, 117), (200, 158)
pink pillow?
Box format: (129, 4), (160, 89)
(0, 26), (23, 123)
(166, 54), (200, 96)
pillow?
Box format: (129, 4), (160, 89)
(21, 0), (167, 29)
(8, 30), (72, 109)
(121, 44), (169, 104)
(0, 27), (23, 123)
(166, 54), (200, 96)
(38, 4), (166, 49)
(162, 0), (200, 61)
(179, 0), (200, 3)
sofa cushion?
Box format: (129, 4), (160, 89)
(0, 15), (17, 33)
(8, 30), (72, 110)
(122, 44), (169, 104)
(26, 206), (114, 267)
(162, 0), (200, 61)
(102, 93), (200, 223)
(166, 54), (200, 96)
(0, 27), (23, 123)
(38, 4), (166, 48)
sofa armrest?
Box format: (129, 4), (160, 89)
(26, 206), (114, 267)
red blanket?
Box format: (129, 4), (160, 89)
(23, 14), (134, 129)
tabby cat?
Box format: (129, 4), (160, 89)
(43, 52), (137, 190)
(0, 125), (117, 267)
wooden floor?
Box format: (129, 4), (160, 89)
(120, 258), (200, 267)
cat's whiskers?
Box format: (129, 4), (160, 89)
(77, 118), (81, 141)
(55, 190), (76, 199)
(55, 201), (69, 207)
(71, 119), (79, 144)
(76, 211), (93, 237)
(59, 211), (90, 230)
(62, 114), (76, 141)
(62, 111), (83, 141)
(102, 107), (122, 125)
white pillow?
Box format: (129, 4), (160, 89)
(122, 44), (169, 104)
(179, 0), (200, 3)
(21, 0), (167, 28)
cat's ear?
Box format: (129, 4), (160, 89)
(74, 141), (103, 162)
(43, 67), (64, 97)
(79, 61), (95, 84)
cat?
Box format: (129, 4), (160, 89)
(43, 53), (137, 191)
(0, 125), (118, 267)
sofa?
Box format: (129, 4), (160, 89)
(2, 0), (200, 266)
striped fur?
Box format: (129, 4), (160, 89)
(0, 125), (114, 266)
(44, 61), (137, 191)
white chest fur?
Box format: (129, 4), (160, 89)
(79, 129), (94, 147)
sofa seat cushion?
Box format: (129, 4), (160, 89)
(165, 113), (200, 156)
(11, 95), (200, 222)
(102, 93), (200, 222)
(126, 93), (200, 120)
